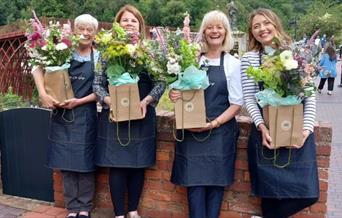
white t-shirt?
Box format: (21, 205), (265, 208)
(199, 53), (244, 106)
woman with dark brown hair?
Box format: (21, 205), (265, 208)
(241, 8), (319, 218)
(93, 4), (165, 218)
(317, 45), (337, 95)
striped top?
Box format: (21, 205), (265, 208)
(241, 51), (316, 132)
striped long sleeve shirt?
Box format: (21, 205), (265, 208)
(241, 51), (316, 132)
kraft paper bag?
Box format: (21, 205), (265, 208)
(263, 104), (303, 148)
(175, 89), (207, 129)
(44, 69), (74, 103)
(108, 83), (143, 122)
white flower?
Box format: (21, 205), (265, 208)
(284, 59), (298, 70)
(41, 45), (48, 51)
(280, 50), (298, 70)
(167, 58), (181, 75)
(126, 44), (137, 56)
(56, 42), (68, 50)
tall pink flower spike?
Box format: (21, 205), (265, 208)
(183, 12), (191, 42)
(31, 10), (44, 33)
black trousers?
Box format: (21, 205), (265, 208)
(187, 186), (224, 218)
(261, 197), (318, 218)
(318, 77), (335, 91)
(109, 167), (145, 216)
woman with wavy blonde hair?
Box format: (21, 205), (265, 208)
(169, 10), (243, 218)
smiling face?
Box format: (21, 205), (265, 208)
(204, 21), (226, 49)
(75, 23), (96, 46)
(251, 14), (277, 46)
(119, 11), (140, 33)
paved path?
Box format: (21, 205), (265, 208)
(0, 61), (341, 218)
(319, 60), (342, 218)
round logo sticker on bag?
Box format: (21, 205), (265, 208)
(281, 120), (292, 131)
(184, 102), (194, 112)
(121, 97), (129, 107)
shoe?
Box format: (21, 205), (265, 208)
(66, 213), (78, 218)
(127, 211), (141, 218)
(78, 212), (90, 218)
(317, 89), (322, 93)
(327, 91), (332, 95)
(338, 84), (342, 87)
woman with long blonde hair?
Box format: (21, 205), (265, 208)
(241, 8), (319, 218)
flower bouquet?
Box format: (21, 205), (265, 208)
(145, 19), (209, 131)
(95, 22), (149, 122)
(246, 38), (319, 150)
(26, 11), (78, 103)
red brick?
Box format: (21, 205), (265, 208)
(318, 191), (327, 202)
(145, 169), (162, 179)
(310, 202), (327, 213)
(220, 210), (243, 218)
(317, 157), (330, 168)
(144, 180), (162, 190)
(157, 141), (175, 150)
(318, 168), (328, 180)
(156, 160), (172, 170)
(96, 173), (109, 183)
(149, 190), (172, 201)
(293, 213), (325, 218)
(319, 181), (328, 191)
(157, 151), (170, 161)
(243, 171), (250, 182)
(230, 182), (251, 192)
(235, 159), (249, 170)
(54, 191), (64, 202)
(316, 145), (331, 156)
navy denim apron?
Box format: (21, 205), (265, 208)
(247, 51), (319, 198)
(171, 52), (239, 186)
(95, 71), (156, 168)
(47, 50), (97, 172)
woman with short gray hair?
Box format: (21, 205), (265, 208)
(31, 14), (99, 218)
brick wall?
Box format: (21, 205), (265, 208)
(53, 114), (332, 218)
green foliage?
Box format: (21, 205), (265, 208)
(156, 89), (174, 112)
(160, 0), (187, 27)
(0, 87), (29, 111)
(297, 0), (342, 45)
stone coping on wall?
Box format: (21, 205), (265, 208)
(53, 114), (332, 218)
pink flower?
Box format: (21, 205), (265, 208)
(62, 21), (72, 36)
(30, 32), (41, 41)
(129, 32), (140, 45)
(61, 38), (72, 48)
(304, 64), (315, 75)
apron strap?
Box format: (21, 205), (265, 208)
(258, 49), (265, 91)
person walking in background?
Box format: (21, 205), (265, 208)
(318, 45), (337, 95)
(320, 34), (327, 49)
(169, 10), (243, 218)
(93, 5), (165, 218)
(31, 14), (99, 218)
(241, 8), (319, 218)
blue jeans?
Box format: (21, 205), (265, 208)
(187, 186), (224, 218)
